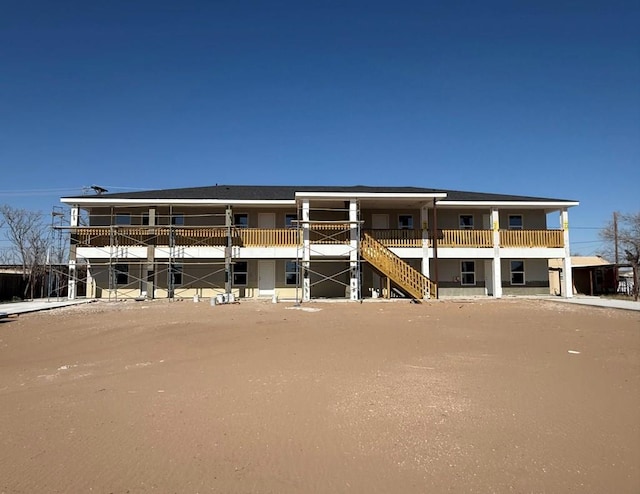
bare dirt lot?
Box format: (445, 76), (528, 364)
(0, 298), (638, 493)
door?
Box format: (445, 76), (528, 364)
(258, 213), (276, 228)
(258, 260), (276, 296)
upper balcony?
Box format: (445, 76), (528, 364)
(71, 226), (564, 249)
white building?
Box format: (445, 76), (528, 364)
(60, 185), (577, 301)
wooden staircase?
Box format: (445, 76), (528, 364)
(360, 232), (436, 299)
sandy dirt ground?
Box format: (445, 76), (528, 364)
(0, 298), (638, 493)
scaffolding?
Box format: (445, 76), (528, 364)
(58, 205), (233, 302)
(56, 198), (429, 302)
(293, 202), (363, 303)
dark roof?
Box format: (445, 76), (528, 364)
(63, 185), (577, 203)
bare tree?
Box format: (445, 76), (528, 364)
(599, 211), (640, 301)
(0, 205), (52, 299)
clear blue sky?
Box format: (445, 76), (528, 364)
(1, 1), (638, 255)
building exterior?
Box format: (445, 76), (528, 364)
(549, 256), (630, 296)
(60, 185), (578, 301)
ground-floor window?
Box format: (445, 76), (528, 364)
(285, 260), (298, 285)
(233, 261), (248, 285)
(170, 264), (183, 286)
(114, 264), (129, 285)
(461, 261), (476, 285)
(510, 260), (525, 285)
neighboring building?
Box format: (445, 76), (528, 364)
(60, 185), (578, 301)
(549, 256), (630, 296)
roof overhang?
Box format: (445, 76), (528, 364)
(60, 198), (296, 207)
(294, 192), (447, 200)
(436, 200), (580, 209)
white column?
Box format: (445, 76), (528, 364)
(302, 199), (311, 302)
(420, 204), (430, 278)
(561, 209), (573, 298)
(67, 205), (79, 300)
(349, 199), (359, 300)
(86, 262), (95, 298)
(491, 208), (502, 298)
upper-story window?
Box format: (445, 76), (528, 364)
(234, 213), (248, 228)
(508, 215), (523, 230)
(141, 213), (149, 226)
(171, 214), (184, 226)
(459, 215), (474, 230)
(285, 214), (297, 228)
(398, 215), (413, 230)
(115, 213), (131, 225)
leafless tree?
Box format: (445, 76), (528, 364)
(0, 205), (52, 299)
(599, 212), (640, 301)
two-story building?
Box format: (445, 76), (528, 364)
(60, 185), (578, 301)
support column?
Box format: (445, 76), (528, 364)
(491, 208), (502, 298)
(420, 204), (430, 279)
(302, 200), (311, 302)
(349, 199), (359, 300)
(146, 207), (155, 299)
(561, 208), (573, 298)
(225, 206), (233, 296)
(67, 205), (79, 300)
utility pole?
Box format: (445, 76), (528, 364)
(613, 211), (619, 294)
(613, 212), (619, 265)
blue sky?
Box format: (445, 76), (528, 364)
(1, 1), (638, 255)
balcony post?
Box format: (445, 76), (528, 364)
(420, 204), (430, 278)
(302, 199), (311, 302)
(225, 206), (233, 297)
(491, 208), (502, 298)
(146, 207), (156, 299)
(560, 209), (573, 298)
(67, 205), (79, 300)
(349, 199), (359, 300)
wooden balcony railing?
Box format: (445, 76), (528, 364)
(236, 228), (300, 247)
(500, 229), (564, 248)
(365, 229), (422, 247)
(72, 226), (564, 249)
(434, 229), (493, 247)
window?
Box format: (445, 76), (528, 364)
(114, 264), (129, 285)
(171, 214), (184, 226)
(285, 214), (297, 228)
(459, 215), (474, 230)
(115, 213), (131, 225)
(233, 261), (248, 286)
(460, 261), (475, 286)
(141, 213), (149, 226)
(170, 265), (183, 286)
(508, 215), (523, 230)
(510, 260), (525, 285)
(234, 214), (248, 228)
(398, 215), (413, 230)
(285, 260), (298, 285)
